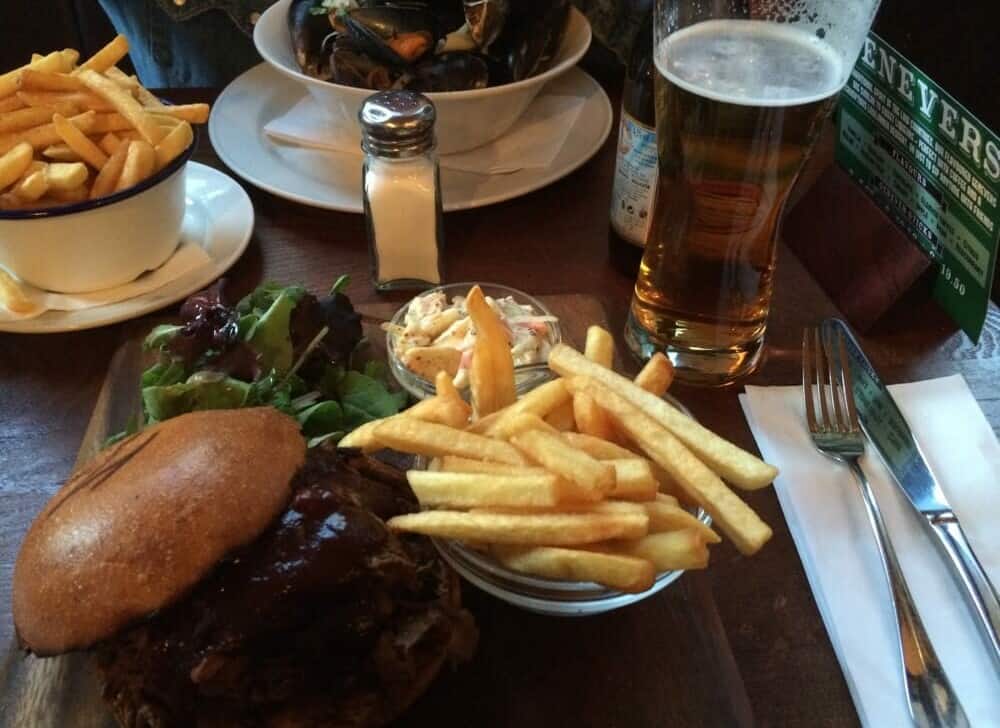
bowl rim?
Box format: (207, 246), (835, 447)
(255, 0), (592, 100)
(0, 126), (198, 221)
(385, 281), (564, 399)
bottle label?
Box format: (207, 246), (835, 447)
(610, 111), (658, 247)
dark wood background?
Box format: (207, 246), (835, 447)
(1, 4), (999, 726)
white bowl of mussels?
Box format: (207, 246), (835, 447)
(254, 0), (591, 154)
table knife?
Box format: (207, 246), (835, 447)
(823, 318), (1000, 671)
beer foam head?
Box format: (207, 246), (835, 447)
(656, 20), (845, 108)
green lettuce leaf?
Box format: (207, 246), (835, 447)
(337, 370), (407, 428)
(140, 359), (186, 388)
(237, 283), (307, 316)
(143, 324), (184, 351)
(296, 400), (345, 437)
(245, 291), (297, 374)
(142, 375), (251, 421)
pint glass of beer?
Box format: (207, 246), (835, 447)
(625, 0), (881, 385)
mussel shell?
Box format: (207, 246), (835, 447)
(329, 36), (398, 89)
(344, 6), (439, 67)
(463, 0), (509, 49)
(488, 0), (569, 81)
(407, 51), (490, 92)
(288, 0), (337, 78)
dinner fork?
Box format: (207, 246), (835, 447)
(802, 327), (969, 728)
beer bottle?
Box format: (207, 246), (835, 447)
(608, 11), (656, 277)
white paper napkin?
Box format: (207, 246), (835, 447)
(739, 376), (1000, 727)
(263, 91), (585, 175)
(0, 242), (212, 322)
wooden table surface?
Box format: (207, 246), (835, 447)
(1, 67), (998, 727)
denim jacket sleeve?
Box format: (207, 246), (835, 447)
(152, 0), (273, 36)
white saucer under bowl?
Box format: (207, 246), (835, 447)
(0, 162), (254, 334)
(208, 63), (613, 213)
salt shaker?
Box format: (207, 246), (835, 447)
(360, 91), (444, 291)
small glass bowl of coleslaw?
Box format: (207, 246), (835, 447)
(384, 283), (562, 400)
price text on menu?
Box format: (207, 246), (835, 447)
(836, 32), (1000, 341)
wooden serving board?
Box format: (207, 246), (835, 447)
(0, 295), (752, 728)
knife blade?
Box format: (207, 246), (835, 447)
(823, 317), (1000, 672)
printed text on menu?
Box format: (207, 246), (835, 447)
(836, 32), (999, 341)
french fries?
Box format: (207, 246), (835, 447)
(466, 284), (516, 416)
(90, 140), (128, 199)
(483, 378), (569, 436)
(0, 106), (68, 134)
(606, 458), (658, 501)
(489, 412), (560, 440)
(74, 35), (130, 75)
(549, 344), (778, 489)
(0, 142), (33, 190)
(373, 418), (526, 465)
(544, 399), (576, 431)
(402, 346), (461, 380)
(439, 455), (546, 476)
(561, 431), (638, 461)
(642, 499), (721, 542)
(0, 50), (71, 99)
(0, 267), (35, 314)
(492, 545), (655, 593)
(45, 161), (88, 191)
(635, 353), (674, 395)
(405, 389), (471, 429)
(78, 70), (163, 145)
(510, 428), (615, 498)
(584, 325), (615, 368)
(12, 162), (48, 202)
(98, 132), (122, 155)
(116, 138), (154, 192)
(342, 289), (777, 591)
(565, 376), (772, 555)
(151, 103), (210, 124)
(572, 390), (617, 441)
(407, 470), (578, 509)
(601, 530), (710, 571)
(52, 113), (107, 169)
(0, 42), (205, 210)
(386, 510), (648, 545)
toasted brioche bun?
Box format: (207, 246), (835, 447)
(13, 408), (306, 656)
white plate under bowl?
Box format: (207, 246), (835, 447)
(208, 63), (612, 213)
(0, 163), (253, 334)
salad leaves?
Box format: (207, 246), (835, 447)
(127, 277), (405, 447)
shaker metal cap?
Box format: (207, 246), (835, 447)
(359, 91), (436, 157)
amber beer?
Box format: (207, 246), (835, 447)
(626, 20), (844, 384)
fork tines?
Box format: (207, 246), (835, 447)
(802, 326), (860, 435)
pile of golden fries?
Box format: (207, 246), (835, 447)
(340, 284), (778, 593)
(0, 38), (208, 210)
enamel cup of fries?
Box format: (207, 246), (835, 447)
(341, 285), (779, 615)
(0, 38), (209, 300)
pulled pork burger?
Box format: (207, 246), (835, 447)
(13, 408), (476, 728)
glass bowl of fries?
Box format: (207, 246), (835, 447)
(420, 391), (713, 617)
(0, 39), (209, 293)
(385, 282), (562, 401)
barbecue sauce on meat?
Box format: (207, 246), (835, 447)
(95, 450), (474, 728)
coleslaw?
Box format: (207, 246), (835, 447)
(385, 288), (559, 388)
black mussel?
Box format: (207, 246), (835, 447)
(365, 0), (466, 36)
(462, 0), (509, 50)
(329, 35), (397, 89)
(288, 0), (337, 78)
(488, 0), (568, 81)
(408, 51), (490, 91)
(343, 6), (439, 68)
